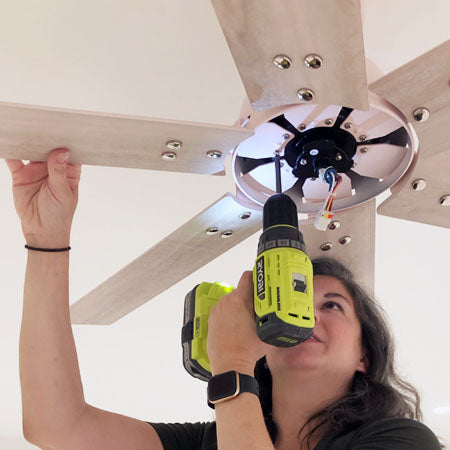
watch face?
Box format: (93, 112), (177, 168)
(208, 371), (239, 402)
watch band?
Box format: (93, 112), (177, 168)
(207, 371), (259, 409)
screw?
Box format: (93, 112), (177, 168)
(359, 135), (367, 142)
(413, 107), (430, 122)
(282, 133), (291, 140)
(320, 242), (333, 251)
(344, 123), (352, 129)
(162, 152), (177, 160)
(206, 227), (219, 235)
(412, 179), (427, 191)
(328, 221), (341, 230)
(300, 159), (307, 166)
(273, 55), (292, 69)
(324, 119), (333, 126)
(298, 123), (306, 131)
(339, 236), (351, 245)
(439, 195), (450, 206)
(297, 88), (314, 102)
(335, 153), (343, 161)
(221, 230), (233, 238)
(207, 150), (222, 159)
(239, 212), (251, 220)
(166, 140), (182, 150)
(304, 54), (323, 69)
(360, 147), (368, 154)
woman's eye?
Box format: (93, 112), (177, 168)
(322, 301), (343, 311)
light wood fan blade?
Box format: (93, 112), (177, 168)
(300, 199), (376, 292)
(0, 101), (252, 175)
(70, 194), (262, 325)
(377, 149), (450, 229)
(370, 40), (450, 159)
(211, 0), (369, 111)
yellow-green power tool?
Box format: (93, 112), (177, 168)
(182, 156), (315, 381)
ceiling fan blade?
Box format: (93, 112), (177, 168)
(370, 40), (450, 159)
(70, 194), (262, 325)
(211, 0), (369, 111)
(301, 199), (376, 292)
(236, 155), (275, 175)
(0, 101), (252, 175)
(377, 148), (450, 229)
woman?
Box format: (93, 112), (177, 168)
(6, 148), (441, 449)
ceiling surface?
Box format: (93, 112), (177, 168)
(0, 1), (449, 447)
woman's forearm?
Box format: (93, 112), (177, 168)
(215, 392), (274, 450)
(20, 250), (86, 445)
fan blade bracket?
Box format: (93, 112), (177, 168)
(69, 193), (262, 324)
(0, 101), (253, 175)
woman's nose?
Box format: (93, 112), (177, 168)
(314, 309), (320, 324)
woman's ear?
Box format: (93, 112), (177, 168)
(356, 353), (369, 374)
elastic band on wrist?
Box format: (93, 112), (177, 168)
(25, 245), (71, 252)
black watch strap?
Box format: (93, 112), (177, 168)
(207, 371), (259, 409)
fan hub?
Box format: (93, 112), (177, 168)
(284, 126), (356, 179)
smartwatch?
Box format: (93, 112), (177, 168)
(207, 371), (259, 409)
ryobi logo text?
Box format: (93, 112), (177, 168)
(256, 256), (265, 297)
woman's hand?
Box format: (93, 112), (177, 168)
(5, 148), (82, 248)
(207, 271), (270, 376)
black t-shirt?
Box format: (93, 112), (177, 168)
(148, 417), (441, 449)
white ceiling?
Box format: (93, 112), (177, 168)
(0, 0), (449, 447)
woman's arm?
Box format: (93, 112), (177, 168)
(207, 273), (275, 450)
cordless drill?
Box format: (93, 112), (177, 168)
(182, 153), (314, 381)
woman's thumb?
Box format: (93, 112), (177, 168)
(47, 148), (71, 191)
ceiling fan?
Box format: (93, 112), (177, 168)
(0, 0), (448, 325)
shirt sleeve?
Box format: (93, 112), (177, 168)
(148, 421), (217, 450)
(349, 418), (442, 450)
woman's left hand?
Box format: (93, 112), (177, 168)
(207, 271), (270, 376)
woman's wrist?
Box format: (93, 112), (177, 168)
(24, 232), (71, 249)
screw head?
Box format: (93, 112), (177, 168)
(344, 122), (352, 129)
(320, 242), (333, 251)
(166, 140), (182, 150)
(221, 230), (233, 238)
(297, 88), (315, 102)
(162, 152), (177, 160)
(360, 147), (368, 154)
(439, 195), (450, 206)
(298, 123), (306, 131)
(304, 54), (323, 69)
(273, 54), (292, 69)
(412, 179), (427, 191)
(324, 119), (333, 126)
(328, 221), (341, 230)
(300, 158), (308, 166)
(282, 133), (291, 140)
(359, 135), (367, 142)
(335, 153), (343, 161)
(413, 107), (430, 122)
(239, 212), (251, 220)
(207, 150), (222, 159)
(339, 236), (352, 245)
(206, 227), (219, 235)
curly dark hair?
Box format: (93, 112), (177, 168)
(254, 257), (422, 449)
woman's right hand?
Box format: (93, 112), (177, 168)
(5, 148), (82, 248)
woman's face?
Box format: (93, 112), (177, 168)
(265, 275), (367, 380)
